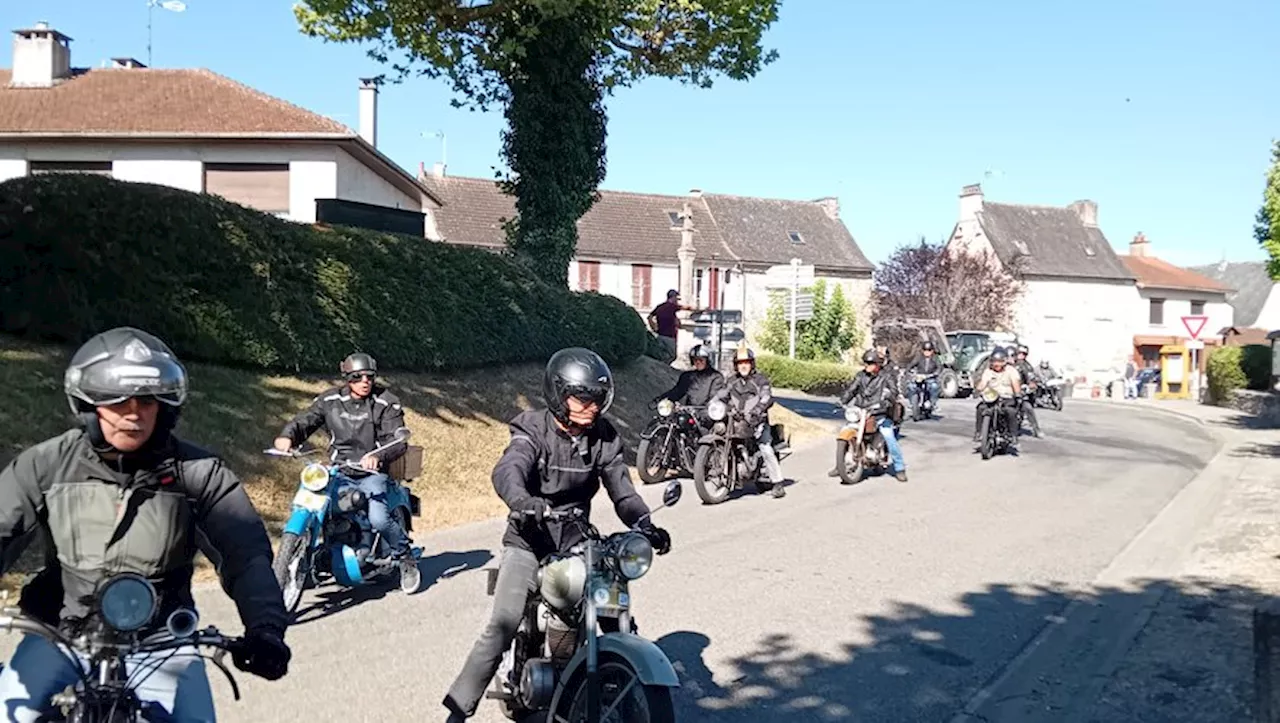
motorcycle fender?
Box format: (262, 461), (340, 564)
(331, 545), (364, 587)
(837, 427), (858, 442)
(697, 432), (721, 445)
(283, 507), (317, 537)
(548, 632), (680, 712)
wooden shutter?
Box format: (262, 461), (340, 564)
(631, 264), (652, 308)
(708, 266), (720, 310)
(578, 261), (600, 292)
(203, 163), (290, 213)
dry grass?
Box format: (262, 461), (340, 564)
(0, 336), (821, 586)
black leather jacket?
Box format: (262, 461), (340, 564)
(0, 430), (287, 637)
(1015, 360), (1041, 388)
(493, 410), (651, 560)
(278, 384), (408, 471)
(714, 371), (775, 426)
(840, 370), (897, 412)
(906, 353), (943, 377)
(658, 368), (726, 408)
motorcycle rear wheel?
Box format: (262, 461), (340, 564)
(561, 658), (676, 723)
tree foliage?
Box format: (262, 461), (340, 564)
(1256, 140), (1280, 280)
(758, 280), (862, 362)
(874, 237), (1026, 331)
(295, 0), (781, 283)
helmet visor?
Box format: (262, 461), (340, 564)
(67, 358), (187, 408)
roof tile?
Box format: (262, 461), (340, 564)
(975, 202), (1133, 281)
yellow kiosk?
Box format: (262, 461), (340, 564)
(1157, 344), (1192, 400)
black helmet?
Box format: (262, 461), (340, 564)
(922, 341), (935, 351)
(1016, 344), (1029, 356)
(861, 349), (881, 365)
(1005, 345), (1018, 357)
(990, 349), (1008, 363)
(340, 352), (377, 377)
(64, 327), (187, 415)
(1039, 360), (1050, 368)
(544, 348), (614, 426)
(689, 344), (712, 363)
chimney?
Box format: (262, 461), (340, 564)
(10, 22), (73, 87)
(815, 196), (840, 221)
(689, 188), (703, 199)
(1069, 199), (1098, 227)
(431, 162), (446, 178)
(959, 183), (984, 220)
(110, 57), (146, 69)
(1129, 232), (1150, 257)
(358, 78), (378, 147)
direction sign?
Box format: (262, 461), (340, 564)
(1181, 315), (1209, 340)
(1185, 339), (1205, 350)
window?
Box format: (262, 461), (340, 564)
(666, 211), (682, 228)
(29, 161), (112, 175)
(577, 261), (600, 292)
(694, 269), (705, 305)
(1191, 300), (1205, 315)
(1149, 298), (1165, 325)
(788, 231), (804, 245)
(631, 264), (652, 309)
(203, 163), (289, 213)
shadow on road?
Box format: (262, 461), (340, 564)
(657, 578), (1268, 722)
(291, 549), (492, 626)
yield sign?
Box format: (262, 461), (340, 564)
(1181, 315), (1209, 340)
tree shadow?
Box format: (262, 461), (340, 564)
(657, 578), (1267, 722)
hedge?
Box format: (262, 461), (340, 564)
(0, 175), (648, 371)
(1206, 344), (1272, 403)
(756, 353), (855, 396)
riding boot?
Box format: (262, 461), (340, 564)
(828, 439), (849, 477)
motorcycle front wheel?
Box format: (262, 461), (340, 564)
(837, 442), (864, 485)
(561, 658), (676, 723)
(636, 435), (671, 485)
(979, 415), (994, 460)
(273, 530), (314, 613)
(693, 444), (731, 505)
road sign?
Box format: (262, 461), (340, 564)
(787, 292), (814, 322)
(1181, 315), (1208, 340)
(1186, 339), (1205, 350)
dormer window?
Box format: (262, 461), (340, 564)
(788, 231), (804, 245)
(1012, 239), (1030, 255)
(666, 211), (682, 227)
(1084, 247), (1096, 257)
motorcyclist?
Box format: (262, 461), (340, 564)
(712, 345), (790, 498)
(655, 343), (726, 410)
(973, 348), (1022, 450)
(0, 327), (291, 721)
(1013, 344), (1043, 438)
(904, 340), (943, 418)
(273, 352), (416, 581)
(830, 349), (908, 483)
(442, 347), (672, 722)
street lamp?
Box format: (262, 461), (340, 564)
(147, 0), (186, 66)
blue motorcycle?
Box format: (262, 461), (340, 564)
(265, 428), (424, 613)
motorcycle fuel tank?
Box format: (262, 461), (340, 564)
(539, 556), (587, 611)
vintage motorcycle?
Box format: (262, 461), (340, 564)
(691, 398), (791, 505)
(909, 373), (938, 421)
(636, 399), (705, 484)
(1034, 377), (1066, 411)
(0, 572), (249, 721)
(485, 481), (684, 723)
(977, 389), (1017, 460)
(835, 403), (893, 484)
(267, 428), (424, 612)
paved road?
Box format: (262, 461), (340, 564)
(10, 398), (1218, 722)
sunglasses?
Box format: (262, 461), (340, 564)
(346, 373), (375, 383)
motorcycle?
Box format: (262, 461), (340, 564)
(977, 389), (1016, 460)
(1034, 378), (1065, 411)
(910, 373), (938, 421)
(486, 480), (685, 723)
(0, 572), (249, 721)
(266, 428), (424, 613)
(636, 399), (704, 484)
(836, 404), (892, 484)
(691, 399), (791, 505)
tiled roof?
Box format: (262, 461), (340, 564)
(976, 202), (1134, 282)
(1120, 255), (1231, 294)
(1189, 261), (1275, 327)
(419, 175), (874, 273)
(0, 68), (351, 135)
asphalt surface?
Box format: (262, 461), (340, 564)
(4, 397), (1219, 722)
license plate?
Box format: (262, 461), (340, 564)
(590, 578), (628, 613)
(292, 488), (328, 512)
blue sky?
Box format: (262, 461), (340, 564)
(4, 0), (1277, 266)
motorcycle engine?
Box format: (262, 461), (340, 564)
(519, 658), (558, 710)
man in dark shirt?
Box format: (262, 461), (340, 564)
(647, 289), (692, 363)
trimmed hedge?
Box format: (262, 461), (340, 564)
(0, 175), (648, 371)
(1206, 344), (1273, 402)
(756, 353), (855, 396)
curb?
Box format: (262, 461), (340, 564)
(1068, 397), (1208, 427)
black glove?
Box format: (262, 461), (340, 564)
(640, 524), (672, 555)
(234, 628), (291, 681)
(518, 497), (550, 525)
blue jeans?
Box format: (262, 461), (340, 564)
(877, 416), (905, 472)
(0, 633), (215, 722)
(343, 472), (409, 556)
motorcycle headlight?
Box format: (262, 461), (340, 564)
(982, 388), (999, 403)
(708, 400), (727, 421)
(97, 573), (157, 632)
(300, 463), (330, 492)
(844, 406), (862, 423)
(615, 533), (654, 581)
(657, 399), (675, 417)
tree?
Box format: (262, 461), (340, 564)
(874, 237), (1026, 331)
(758, 280), (862, 362)
(1256, 140), (1280, 279)
(296, 0), (781, 284)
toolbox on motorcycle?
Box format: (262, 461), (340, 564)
(388, 444), (424, 481)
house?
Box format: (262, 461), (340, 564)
(0, 21), (436, 231)
(946, 183), (1138, 386)
(419, 171), (876, 349)
(1120, 232), (1233, 371)
(1188, 260), (1280, 345)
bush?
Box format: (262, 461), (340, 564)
(0, 175), (648, 371)
(756, 353), (854, 396)
(1240, 344), (1273, 390)
(1207, 346), (1249, 402)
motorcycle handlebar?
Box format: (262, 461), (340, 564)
(507, 508), (586, 523)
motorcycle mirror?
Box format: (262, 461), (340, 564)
(394, 428), (412, 441)
(661, 480), (683, 508)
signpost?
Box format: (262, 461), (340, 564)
(1182, 315), (1209, 400)
(765, 258), (816, 359)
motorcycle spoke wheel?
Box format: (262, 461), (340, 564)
(560, 661), (675, 723)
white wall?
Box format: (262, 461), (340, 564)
(112, 159), (203, 192)
(569, 258), (680, 311)
(288, 160), (337, 223)
(1134, 289), (1233, 339)
(0, 157), (29, 181)
(1253, 287), (1280, 331)
(335, 148), (419, 211)
(1016, 278), (1141, 385)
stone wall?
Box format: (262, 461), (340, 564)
(1217, 389), (1280, 428)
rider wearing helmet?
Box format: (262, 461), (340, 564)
(831, 349), (908, 483)
(1013, 344), (1043, 438)
(273, 352), (416, 580)
(442, 348), (672, 722)
(712, 345), (790, 498)
(904, 340), (943, 419)
(654, 344), (726, 409)
(974, 347), (1022, 449)
(0, 327), (291, 720)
